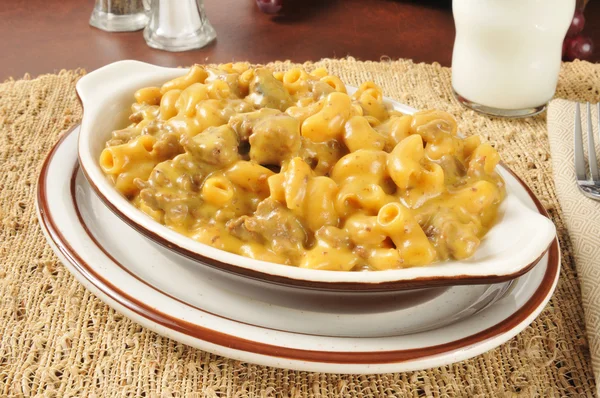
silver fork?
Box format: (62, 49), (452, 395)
(574, 102), (600, 200)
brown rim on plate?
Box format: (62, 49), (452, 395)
(69, 164), (515, 338)
(38, 126), (560, 364)
(77, 137), (551, 291)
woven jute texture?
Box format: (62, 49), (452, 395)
(0, 59), (598, 397)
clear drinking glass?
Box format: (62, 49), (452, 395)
(143, 0), (216, 52)
(452, 0), (575, 118)
(89, 0), (149, 32)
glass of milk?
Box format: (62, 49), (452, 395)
(452, 0), (575, 118)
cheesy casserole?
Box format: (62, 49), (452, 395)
(99, 64), (505, 271)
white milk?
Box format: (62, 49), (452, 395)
(452, 0), (575, 111)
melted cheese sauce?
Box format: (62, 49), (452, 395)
(99, 64), (505, 271)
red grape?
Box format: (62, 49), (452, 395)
(567, 10), (586, 37)
(566, 35), (594, 61)
(256, 0), (283, 14)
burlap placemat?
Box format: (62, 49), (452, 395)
(0, 59), (598, 397)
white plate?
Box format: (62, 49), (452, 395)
(76, 60), (557, 290)
(36, 126), (560, 373)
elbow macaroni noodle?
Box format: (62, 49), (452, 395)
(99, 63), (506, 271)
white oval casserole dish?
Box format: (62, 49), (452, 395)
(76, 60), (556, 291)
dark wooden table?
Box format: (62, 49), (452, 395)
(1, 0), (599, 81)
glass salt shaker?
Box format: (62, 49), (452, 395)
(143, 0), (216, 52)
(89, 0), (149, 32)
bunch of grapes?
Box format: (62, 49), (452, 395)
(563, 9), (594, 61)
(255, 0), (283, 14)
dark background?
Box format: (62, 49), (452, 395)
(1, 0), (598, 80)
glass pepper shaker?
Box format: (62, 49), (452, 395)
(143, 0), (216, 52)
(89, 0), (149, 32)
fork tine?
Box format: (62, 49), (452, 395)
(574, 103), (587, 180)
(587, 102), (599, 181)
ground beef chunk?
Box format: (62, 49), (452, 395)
(249, 114), (301, 166)
(181, 125), (240, 166)
(226, 198), (307, 257)
(247, 68), (293, 111)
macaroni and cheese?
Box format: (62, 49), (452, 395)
(99, 64), (506, 271)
